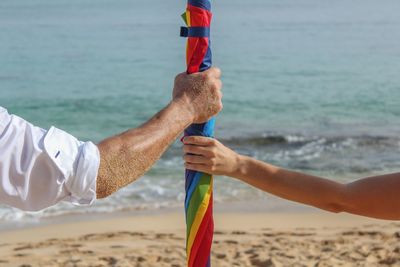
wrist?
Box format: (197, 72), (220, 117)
(231, 153), (247, 179)
(170, 98), (195, 125)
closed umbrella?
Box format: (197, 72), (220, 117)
(180, 1), (214, 266)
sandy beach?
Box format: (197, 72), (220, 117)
(2, 0), (400, 266)
(1, 210), (399, 267)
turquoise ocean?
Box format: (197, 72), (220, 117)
(1, 0), (400, 226)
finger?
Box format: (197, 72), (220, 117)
(185, 163), (211, 174)
(218, 89), (223, 100)
(217, 101), (223, 113)
(183, 144), (213, 156)
(214, 79), (223, 91)
(183, 154), (209, 164)
(183, 136), (215, 146)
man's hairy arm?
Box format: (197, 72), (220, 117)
(96, 68), (222, 198)
(96, 101), (191, 198)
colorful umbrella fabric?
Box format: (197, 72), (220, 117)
(180, 1), (214, 266)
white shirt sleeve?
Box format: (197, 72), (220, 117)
(0, 107), (100, 211)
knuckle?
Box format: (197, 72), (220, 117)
(213, 67), (221, 75)
(175, 73), (184, 82)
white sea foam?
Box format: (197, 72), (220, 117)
(1, 134), (400, 225)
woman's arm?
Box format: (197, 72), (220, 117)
(183, 136), (400, 220)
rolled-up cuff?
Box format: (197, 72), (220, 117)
(68, 141), (100, 205)
(43, 126), (100, 205)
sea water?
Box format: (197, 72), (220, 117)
(1, 0), (400, 225)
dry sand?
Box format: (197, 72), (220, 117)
(0, 211), (399, 267)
